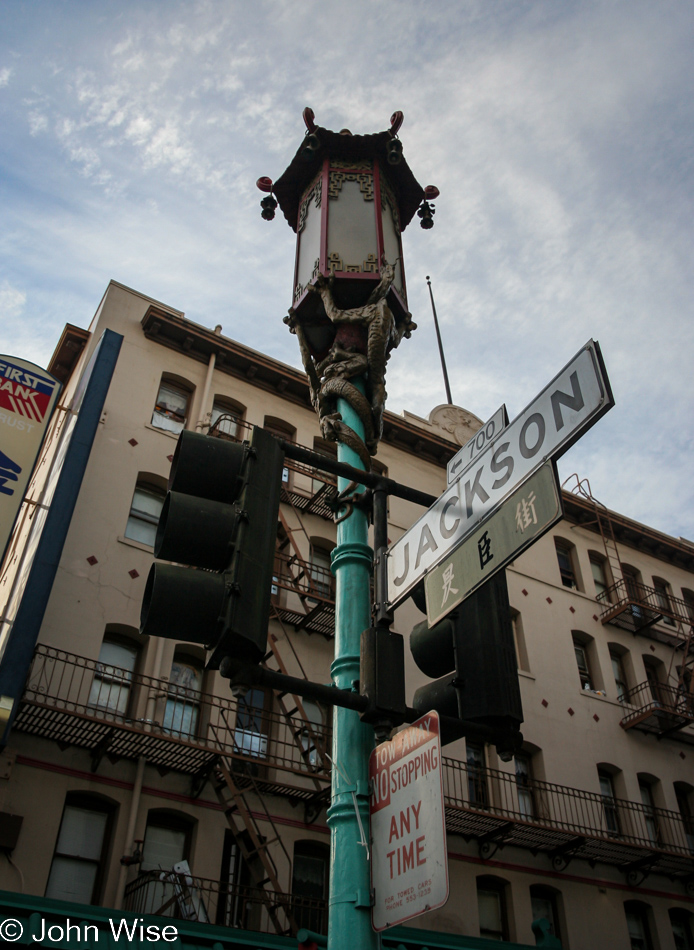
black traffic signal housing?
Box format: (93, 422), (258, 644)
(410, 571), (523, 755)
(140, 425), (284, 669)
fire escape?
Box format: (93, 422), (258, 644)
(563, 475), (694, 742)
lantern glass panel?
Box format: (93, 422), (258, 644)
(327, 177), (377, 274)
(296, 183), (322, 299)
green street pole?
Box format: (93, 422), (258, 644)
(327, 381), (379, 950)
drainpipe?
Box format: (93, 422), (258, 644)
(195, 327), (222, 431)
(113, 754), (147, 910)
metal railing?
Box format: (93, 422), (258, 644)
(620, 680), (694, 730)
(597, 579), (693, 633)
(443, 757), (694, 857)
(123, 869), (327, 936)
(18, 646), (332, 781)
(18, 647), (694, 869)
(273, 552), (335, 602)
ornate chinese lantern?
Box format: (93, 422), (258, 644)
(258, 108), (438, 468)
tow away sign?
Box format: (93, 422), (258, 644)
(386, 340), (613, 607)
(370, 712), (448, 931)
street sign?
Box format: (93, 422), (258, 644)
(447, 404), (508, 485)
(425, 462), (563, 625)
(386, 340), (613, 607)
(370, 712), (448, 932)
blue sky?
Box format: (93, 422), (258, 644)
(2, 1), (693, 540)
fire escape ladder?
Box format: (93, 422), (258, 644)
(264, 613), (329, 789)
(210, 735), (296, 936)
(673, 624), (694, 710)
(594, 506), (624, 590)
(278, 509), (322, 602)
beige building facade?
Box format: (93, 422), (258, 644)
(0, 280), (692, 950)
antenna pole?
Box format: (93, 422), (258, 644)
(426, 275), (453, 405)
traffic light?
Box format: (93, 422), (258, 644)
(140, 425), (284, 669)
(409, 571), (523, 751)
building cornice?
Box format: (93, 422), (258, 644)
(141, 306), (457, 468)
(563, 492), (694, 573)
(47, 324), (90, 386)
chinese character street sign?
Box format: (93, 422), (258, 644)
(425, 462), (563, 626)
(386, 340), (613, 608)
(369, 712), (448, 932)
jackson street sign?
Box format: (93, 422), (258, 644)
(386, 340), (613, 608)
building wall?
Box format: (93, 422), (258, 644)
(0, 280), (692, 950)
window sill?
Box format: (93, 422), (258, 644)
(144, 422), (183, 441)
(579, 688), (610, 702)
(117, 535), (155, 554)
(518, 669), (535, 681)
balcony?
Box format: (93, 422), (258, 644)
(597, 580), (692, 646)
(123, 868), (327, 937)
(16, 648), (694, 886)
(15, 645), (331, 804)
(272, 552), (335, 638)
(443, 759), (694, 886)
(209, 418), (338, 521)
(620, 680), (694, 740)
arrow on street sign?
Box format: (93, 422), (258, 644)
(424, 462), (563, 626)
(447, 404), (509, 485)
(386, 340), (613, 608)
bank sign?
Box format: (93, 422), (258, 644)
(0, 356), (61, 565)
(386, 341), (613, 607)
(370, 712), (448, 931)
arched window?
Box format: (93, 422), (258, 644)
(477, 875), (509, 941)
(151, 374), (194, 435)
(598, 766), (621, 837)
(675, 783), (694, 852)
(608, 643), (630, 702)
(530, 884), (563, 945)
(466, 742), (488, 808)
(670, 908), (694, 950)
(163, 652), (204, 738)
(292, 840), (329, 935)
(309, 538), (335, 599)
(653, 576), (675, 626)
(88, 628), (141, 716)
(514, 751), (536, 818)
(572, 631), (602, 692)
(554, 537), (581, 590)
(264, 417), (295, 485)
(139, 809), (196, 918)
(637, 774), (660, 846)
(210, 397), (245, 441)
(624, 900), (654, 950)
(44, 792), (116, 905)
(125, 474), (167, 547)
(589, 552), (611, 601)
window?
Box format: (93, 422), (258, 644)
(217, 830), (252, 929)
(644, 658), (665, 706)
(292, 841), (329, 935)
(598, 769), (621, 836)
(88, 635), (139, 716)
(163, 654), (203, 738)
(555, 539), (579, 590)
(298, 700), (325, 769)
(477, 876), (508, 940)
(638, 780), (659, 845)
(590, 554), (610, 600)
(624, 901), (654, 950)
(264, 417), (295, 485)
(151, 377), (192, 435)
(309, 540), (334, 598)
(683, 589), (694, 624)
(653, 577), (675, 625)
(623, 565), (645, 620)
(210, 398), (244, 441)
(670, 909), (694, 950)
(675, 784), (694, 852)
(467, 742), (488, 808)
(44, 794), (114, 904)
(514, 753), (534, 818)
(530, 885), (562, 945)
(140, 810), (194, 918)
(125, 478), (166, 547)
(573, 633), (594, 690)
(610, 648), (628, 702)
(234, 688), (269, 760)
(510, 610), (529, 672)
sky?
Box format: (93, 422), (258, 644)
(2, 1), (693, 542)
